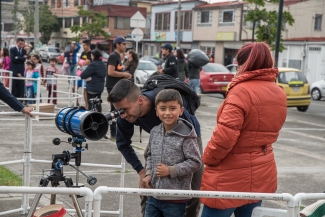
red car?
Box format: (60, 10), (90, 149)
(200, 63), (234, 97)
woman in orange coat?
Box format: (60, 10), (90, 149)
(200, 42), (287, 217)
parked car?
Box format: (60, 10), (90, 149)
(225, 64), (238, 73)
(310, 79), (325, 100)
(134, 60), (157, 84)
(140, 56), (164, 66)
(277, 67), (311, 112)
(200, 63), (234, 97)
(39, 46), (61, 63)
(101, 51), (109, 63)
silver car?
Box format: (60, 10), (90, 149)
(134, 61), (158, 84)
(39, 47), (61, 62)
(310, 79), (325, 100)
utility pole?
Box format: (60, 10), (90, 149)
(176, 0), (181, 49)
(274, 0), (284, 67)
(34, 0), (40, 52)
(0, 2), (2, 48)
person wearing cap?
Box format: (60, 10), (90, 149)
(106, 36), (132, 139)
(0, 81), (33, 117)
(158, 43), (178, 79)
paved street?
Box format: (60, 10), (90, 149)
(1, 66), (325, 216)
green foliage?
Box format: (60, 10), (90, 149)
(39, 4), (60, 44)
(11, 0), (23, 33)
(245, 0), (294, 51)
(70, 6), (110, 42)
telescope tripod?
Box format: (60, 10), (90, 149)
(27, 172), (84, 217)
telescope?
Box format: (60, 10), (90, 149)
(55, 106), (124, 141)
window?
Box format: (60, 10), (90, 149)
(65, 18), (72, 28)
(314, 14), (322, 30)
(278, 71), (306, 84)
(57, 0), (61, 8)
(74, 0), (78, 6)
(175, 11), (192, 30)
(1, 0), (14, 2)
(219, 9), (235, 26)
(64, 0), (69, 8)
(3, 23), (14, 31)
(82, 16), (87, 24)
(243, 11), (252, 27)
(309, 47), (322, 51)
(155, 13), (170, 31)
(200, 11), (210, 23)
(58, 18), (63, 28)
(73, 17), (80, 26)
(51, 0), (55, 8)
(115, 17), (131, 29)
(200, 46), (215, 55)
(137, 62), (157, 71)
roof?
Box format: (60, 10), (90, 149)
(284, 0), (309, 6)
(285, 37), (325, 42)
(194, 1), (246, 9)
(152, 0), (197, 6)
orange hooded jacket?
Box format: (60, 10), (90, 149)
(200, 68), (287, 209)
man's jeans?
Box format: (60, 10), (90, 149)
(201, 201), (262, 217)
(189, 79), (200, 94)
(144, 197), (187, 217)
(66, 64), (77, 86)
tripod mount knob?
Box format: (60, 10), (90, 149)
(87, 176), (97, 186)
(52, 138), (61, 145)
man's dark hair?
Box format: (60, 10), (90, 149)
(155, 89), (183, 107)
(17, 38), (25, 43)
(50, 57), (58, 63)
(82, 39), (91, 46)
(107, 79), (142, 103)
(113, 42), (121, 49)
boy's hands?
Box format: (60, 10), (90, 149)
(143, 175), (152, 188)
(156, 163), (169, 177)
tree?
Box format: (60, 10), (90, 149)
(39, 4), (60, 44)
(70, 6), (110, 42)
(245, 0), (294, 51)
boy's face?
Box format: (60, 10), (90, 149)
(156, 100), (184, 131)
(50, 61), (56, 67)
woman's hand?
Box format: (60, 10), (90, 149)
(123, 72), (132, 79)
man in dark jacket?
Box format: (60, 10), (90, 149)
(9, 38), (27, 99)
(0, 81), (33, 116)
(158, 43), (178, 79)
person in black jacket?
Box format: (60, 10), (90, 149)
(80, 49), (106, 112)
(158, 43), (178, 79)
(0, 81), (33, 117)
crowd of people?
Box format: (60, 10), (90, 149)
(0, 37), (287, 217)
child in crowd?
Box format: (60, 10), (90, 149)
(143, 89), (202, 217)
(44, 58), (59, 106)
(30, 54), (44, 102)
(24, 60), (39, 104)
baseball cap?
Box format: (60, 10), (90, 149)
(161, 43), (173, 52)
(113, 36), (128, 44)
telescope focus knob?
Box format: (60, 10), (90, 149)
(87, 176), (97, 186)
(52, 138), (61, 145)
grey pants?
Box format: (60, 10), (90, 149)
(141, 137), (203, 217)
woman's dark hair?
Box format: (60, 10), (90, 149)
(2, 48), (9, 57)
(31, 54), (42, 64)
(91, 49), (102, 61)
(236, 42), (273, 74)
(26, 60), (36, 69)
(175, 49), (185, 60)
(128, 50), (139, 63)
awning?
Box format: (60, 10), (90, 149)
(91, 39), (109, 45)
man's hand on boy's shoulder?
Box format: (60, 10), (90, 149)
(156, 163), (169, 177)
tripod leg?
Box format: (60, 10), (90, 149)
(27, 194), (42, 217)
(71, 194), (83, 217)
(50, 194), (56, 204)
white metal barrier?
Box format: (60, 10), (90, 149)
(92, 187), (296, 217)
(0, 112), (126, 216)
(0, 186), (93, 217)
(293, 193), (325, 217)
(0, 69), (13, 93)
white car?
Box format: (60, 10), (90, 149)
(39, 46), (61, 62)
(134, 60), (158, 84)
(310, 79), (325, 100)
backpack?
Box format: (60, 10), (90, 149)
(142, 74), (200, 115)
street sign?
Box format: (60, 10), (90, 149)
(131, 28), (144, 42)
(130, 11), (146, 28)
